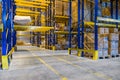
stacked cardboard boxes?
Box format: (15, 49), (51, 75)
(84, 28), (109, 58)
(109, 28), (119, 57)
(55, 35), (77, 50)
(55, 1), (68, 16)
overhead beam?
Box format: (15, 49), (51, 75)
(16, 13), (39, 16)
(15, 3), (46, 9)
(15, 0), (48, 7)
(16, 8), (40, 14)
(97, 17), (120, 23)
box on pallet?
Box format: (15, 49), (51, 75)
(109, 33), (119, 41)
(103, 48), (108, 57)
(98, 37), (109, 58)
(55, 1), (68, 16)
(98, 49), (103, 57)
(110, 49), (119, 56)
(84, 32), (108, 55)
(110, 41), (119, 49)
(98, 28), (105, 34)
(109, 28), (118, 33)
(55, 36), (77, 50)
(104, 28), (109, 34)
(98, 28), (109, 34)
(55, 1), (62, 15)
(103, 37), (109, 48)
(109, 32), (119, 56)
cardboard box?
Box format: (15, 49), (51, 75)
(103, 48), (108, 57)
(110, 49), (119, 56)
(98, 49), (103, 57)
(55, 1), (68, 16)
(109, 33), (119, 41)
(109, 28), (119, 33)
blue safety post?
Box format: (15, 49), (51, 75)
(2, 0), (8, 69)
(68, 0), (72, 55)
(77, 0), (81, 56)
(116, 0), (118, 28)
(93, 0), (99, 60)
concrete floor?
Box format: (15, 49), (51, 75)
(0, 46), (120, 80)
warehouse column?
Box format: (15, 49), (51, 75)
(93, 0), (99, 60)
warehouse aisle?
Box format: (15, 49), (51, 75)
(0, 46), (120, 80)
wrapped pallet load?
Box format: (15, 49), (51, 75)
(17, 31), (31, 45)
(109, 29), (119, 57)
(14, 16), (31, 25)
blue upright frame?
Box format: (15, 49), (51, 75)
(93, 0), (99, 60)
(1, 0), (15, 69)
(116, 0), (118, 28)
(68, 0), (72, 54)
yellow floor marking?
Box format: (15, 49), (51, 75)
(55, 56), (81, 69)
(27, 48), (112, 80)
(32, 53), (68, 80)
(54, 56), (112, 80)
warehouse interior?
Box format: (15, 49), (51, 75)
(0, 0), (120, 80)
